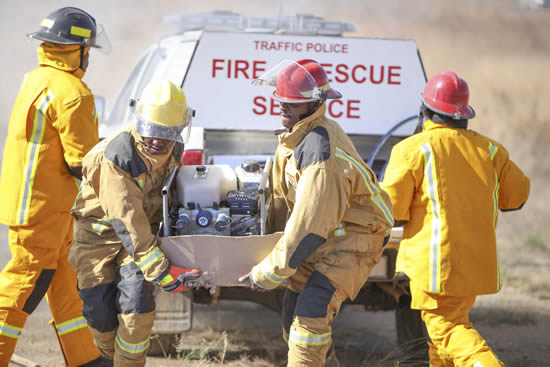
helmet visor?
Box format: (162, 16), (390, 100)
(133, 101), (194, 144)
(180, 107), (194, 144)
(253, 59), (341, 103)
(90, 24), (111, 54)
(252, 59), (295, 87)
(135, 117), (184, 143)
(253, 59), (321, 103)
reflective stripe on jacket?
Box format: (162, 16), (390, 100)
(251, 104), (394, 289)
(382, 120), (530, 296)
(0, 43), (98, 225)
(71, 127), (183, 282)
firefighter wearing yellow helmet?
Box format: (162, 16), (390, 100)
(68, 80), (200, 366)
(0, 7), (111, 366)
(382, 71), (530, 366)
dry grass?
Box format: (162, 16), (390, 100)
(149, 338), (427, 367)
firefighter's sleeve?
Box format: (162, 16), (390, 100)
(268, 152), (290, 233)
(380, 145), (416, 223)
(98, 160), (170, 282)
(494, 146), (530, 211)
(251, 165), (350, 290)
(54, 94), (100, 173)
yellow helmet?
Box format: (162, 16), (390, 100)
(133, 80), (194, 143)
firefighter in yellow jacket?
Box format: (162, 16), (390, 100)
(68, 80), (200, 366)
(240, 59), (394, 367)
(0, 7), (112, 366)
(381, 71), (530, 367)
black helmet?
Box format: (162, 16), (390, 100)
(27, 7), (109, 51)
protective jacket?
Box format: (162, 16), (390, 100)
(0, 42), (100, 366)
(0, 43), (98, 226)
(71, 127), (182, 283)
(382, 120), (530, 296)
(251, 104), (394, 295)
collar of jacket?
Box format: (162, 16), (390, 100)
(128, 127), (176, 172)
(279, 103), (327, 149)
(422, 119), (467, 131)
(37, 42), (88, 79)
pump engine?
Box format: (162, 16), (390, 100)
(165, 160), (267, 237)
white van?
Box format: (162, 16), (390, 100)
(97, 10), (428, 357)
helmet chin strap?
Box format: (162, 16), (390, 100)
(79, 45), (84, 70)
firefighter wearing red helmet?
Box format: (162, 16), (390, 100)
(382, 71), (530, 366)
(242, 59), (394, 366)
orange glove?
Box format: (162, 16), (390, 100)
(157, 265), (200, 293)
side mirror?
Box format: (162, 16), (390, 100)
(94, 95), (107, 124)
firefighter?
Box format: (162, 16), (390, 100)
(239, 59), (394, 366)
(68, 79), (200, 366)
(381, 71), (530, 366)
(0, 7), (112, 366)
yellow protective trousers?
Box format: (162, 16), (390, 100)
(0, 215), (100, 366)
(69, 239), (156, 367)
(411, 284), (504, 367)
(281, 232), (383, 367)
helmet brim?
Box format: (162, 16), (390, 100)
(272, 91), (317, 104)
(422, 96), (476, 120)
(272, 87), (342, 103)
(26, 31), (82, 45)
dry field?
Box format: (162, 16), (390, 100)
(1, 0), (549, 366)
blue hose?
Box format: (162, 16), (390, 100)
(366, 115), (418, 180)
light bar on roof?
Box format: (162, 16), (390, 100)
(163, 10), (357, 36)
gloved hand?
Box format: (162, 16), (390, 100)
(157, 265), (200, 293)
(238, 271), (266, 292)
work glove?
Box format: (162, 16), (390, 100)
(157, 264), (200, 293)
(238, 271), (266, 292)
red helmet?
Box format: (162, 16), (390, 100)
(422, 71), (475, 119)
(253, 59), (342, 103)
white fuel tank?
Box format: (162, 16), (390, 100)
(176, 165), (238, 209)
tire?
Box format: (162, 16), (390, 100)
(148, 333), (180, 357)
(394, 295), (429, 363)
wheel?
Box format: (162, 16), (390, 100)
(148, 333), (180, 357)
(394, 294), (429, 363)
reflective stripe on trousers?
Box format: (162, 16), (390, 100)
(0, 322), (22, 339)
(289, 329), (331, 346)
(0, 218), (100, 366)
(55, 316), (89, 335)
(116, 332), (150, 354)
